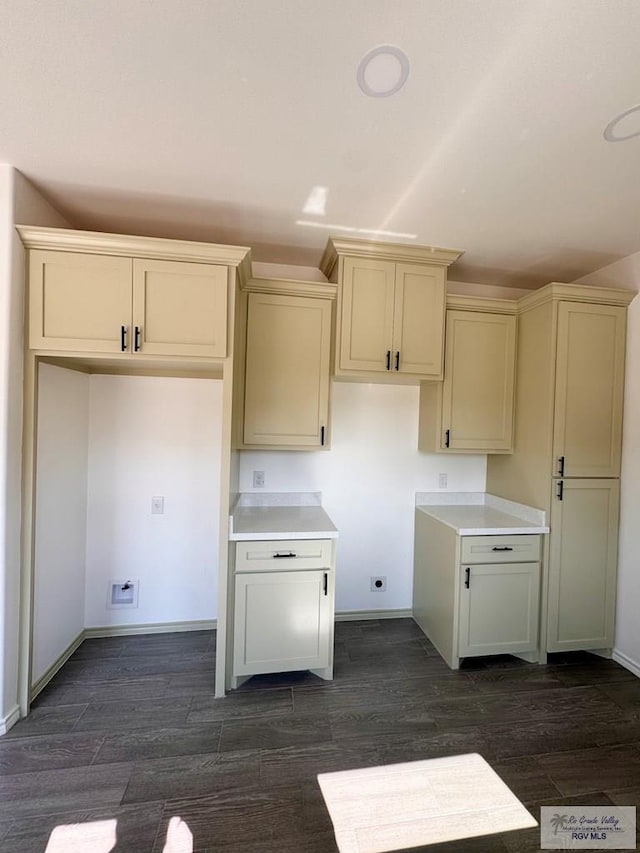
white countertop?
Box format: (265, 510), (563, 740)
(230, 495), (338, 541)
(415, 492), (549, 536)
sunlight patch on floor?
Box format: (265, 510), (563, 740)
(45, 819), (117, 853)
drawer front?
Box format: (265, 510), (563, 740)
(461, 535), (541, 564)
(236, 539), (333, 572)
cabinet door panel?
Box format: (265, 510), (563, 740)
(553, 302), (625, 477)
(243, 293), (331, 447)
(458, 562), (539, 657)
(441, 311), (516, 451)
(547, 478), (619, 652)
(29, 250), (132, 352)
(393, 263), (445, 377)
(132, 259), (227, 357)
(339, 258), (395, 372)
(233, 570), (331, 675)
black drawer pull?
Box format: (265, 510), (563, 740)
(444, 429), (450, 448)
(557, 456), (565, 476)
(273, 552), (296, 559)
(120, 325), (127, 352)
(395, 350), (400, 371)
(386, 350), (391, 371)
(134, 325), (141, 352)
(492, 546), (513, 552)
(464, 567), (471, 588)
(323, 572), (328, 596)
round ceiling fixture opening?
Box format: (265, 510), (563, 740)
(604, 104), (640, 142)
(357, 45), (410, 98)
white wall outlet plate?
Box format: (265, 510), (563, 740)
(151, 496), (165, 514)
(253, 470), (265, 488)
(438, 473), (448, 489)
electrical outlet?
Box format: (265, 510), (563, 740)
(438, 473), (448, 489)
(370, 576), (387, 592)
(253, 470), (265, 488)
(151, 496), (164, 514)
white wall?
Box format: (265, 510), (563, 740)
(0, 165), (69, 730)
(239, 381), (486, 612)
(576, 256), (640, 673)
(33, 364), (89, 683)
(85, 374), (222, 627)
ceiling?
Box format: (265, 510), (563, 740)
(1, 0), (639, 288)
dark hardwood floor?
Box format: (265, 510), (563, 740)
(1, 619), (639, 852)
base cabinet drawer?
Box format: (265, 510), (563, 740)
(460, 535), (541, 564)
(233, 570), (332, 676)
(458, 562), (540, 657)
(235, 538), (333, 571)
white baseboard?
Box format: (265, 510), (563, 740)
(612, 648), (640, 679)
(30, 630), (85, 701)
(0, 704), (20, 735)
(84, 619), (217, 639)
(335, 608), (413, 622)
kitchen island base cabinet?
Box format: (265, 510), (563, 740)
(232, 538), (335, 682)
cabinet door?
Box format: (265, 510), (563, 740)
(29, 250), (132, 352)
(233, 570), (331, 675)
(339, 257), (396, 372)
(441, 311), (516, 451)
(547, 478), (619, 652)
(392, 263), (446, 378)
(458, 562), (539, 657)
(243, 293), (331, 447)
(553, 302), (625, 477)
(132, 259), (227, 357)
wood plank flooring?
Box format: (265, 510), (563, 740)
(1, 619), (639, 852)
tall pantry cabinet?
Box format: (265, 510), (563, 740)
(486, 283), (634, 658)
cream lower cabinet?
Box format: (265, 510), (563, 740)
(28, 249), (227, 357)
(547, 478), (619, 653)
(233, 539), (335, 679)
(459, 561), (539, 658)
(413, 509), (541, 669)
(419, 307), (516, 453)
(242, 292), (331, 448)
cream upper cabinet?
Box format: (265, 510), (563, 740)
(547, 478), (619, 653)
(132, 259), (227, 358)
(339, 257), (396, 373)
(419, 306), (516, 453)
(29, 250), (132, 353)
(321, 238), (462, 382)
(243, 292), (332, 449)
(552, 302), (626, 478)
(339, 257), (445, 378)
(29, 249), (228, 358)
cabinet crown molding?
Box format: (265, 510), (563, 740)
(16, 225), (253, 287)
(320, 237), (464, 279)
(445, 294), (518, 314)
(244, 277), (337, 299)
(518, 281), (636, 312)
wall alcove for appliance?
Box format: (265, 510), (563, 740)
(31, 361), (223, 693)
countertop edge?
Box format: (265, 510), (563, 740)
(229, 530), (339, 542)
